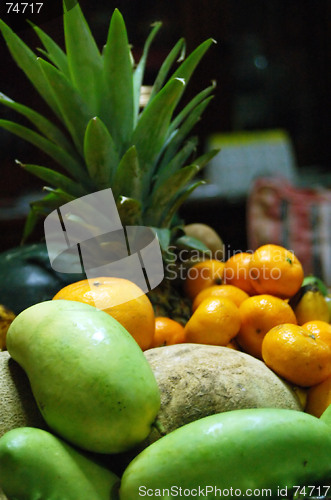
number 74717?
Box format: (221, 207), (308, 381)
(6, 3), (43, 14)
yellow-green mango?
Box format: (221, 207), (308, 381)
(120, 407), (331, 499)
(0, 427), (119, 499)
(6, 300), (160, 454)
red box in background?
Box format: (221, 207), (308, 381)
(247, 177), (331, 288)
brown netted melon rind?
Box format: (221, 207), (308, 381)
(0, 351), (47, 437)
(144, 344), (303, 444)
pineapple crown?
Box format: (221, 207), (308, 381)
(0, 2), (219, 253)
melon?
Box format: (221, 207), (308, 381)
(0, 351), (46, 437)
(143, 344), (303, 444)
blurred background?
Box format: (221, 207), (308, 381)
(0, 0), (330, 256)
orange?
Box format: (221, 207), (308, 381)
(302, 320), (331, 348)
(151, 317), (186, 348)
(192, 284), (249, 312)
(184, 260), (225, 300)
(305, 376), (331, 417)
(53, 277), (155, 351)
(184, 296), (241, 346)
(223, 252), (256, 295)
(237, 294), (297, 359)
(248, 244), (304, 298)
(262, 323), (331, 387)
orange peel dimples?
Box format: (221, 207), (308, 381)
(262, 323), (331, 387)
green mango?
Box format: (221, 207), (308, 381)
(0, 427), (119, 500)
(120, 407), (331, 499)
(6, 300), (160, 454)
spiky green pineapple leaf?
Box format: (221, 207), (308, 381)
(161, 180), (206, 228)
(0, 119), (91, 185)
(0, 92), (76, 155)
(193, 148), (220, 168)
(38, 57), (93, 155)
(84, 117), (119, 189)
(102, 8), (134, 152)
(63, 0), (103, 114)
(132, 77), (186, 194)
(155, 143), (219, 191)
(22, 188), (75, 243)
(150, 227), (171, 253)
(150, 38), (186, 100)
(159, 95), (214, 170)
(133, 21), (162, 122)
(145, 164), (199, 225)
(28, 21), (70, 78)
(169, 82), (216, 133)
(35, 47), (50, 58)
(171, 38), (216, 87)
(150, 38), (216, 117)
(42, 186), (77, 203)
(112, 146), (142, 201)
(149, 38), (214, 114)
(22, 204), (45, 244)
(27, 190), (74, 216)
(116, 196), (142, 226)
(0, 20), (62, 120)
(17, 161), (88, 198)
(154, 137), (198, 189)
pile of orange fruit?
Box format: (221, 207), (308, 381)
(51, 243), (331, 419)
(182, 244), (331, 417)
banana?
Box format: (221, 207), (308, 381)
(0, 305), (15, 351)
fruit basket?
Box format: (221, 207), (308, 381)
(0, 3), (331, 498)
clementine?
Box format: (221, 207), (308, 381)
(53, 277), (155, 350)
(302, 320), (331, 349)
(184, 296), (241, 346)
(262, 323), (331, 387)
(184, 260), (225, 300)
(223, 252), (256, 295)
(237, 294), (297, 359)
(248, 244), (304, 298)
(305, 376), (331, 417)
(192, 284), (249, 312)
(151, 317), (186, 348)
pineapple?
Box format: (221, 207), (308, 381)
(0, 3), (219, 323)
